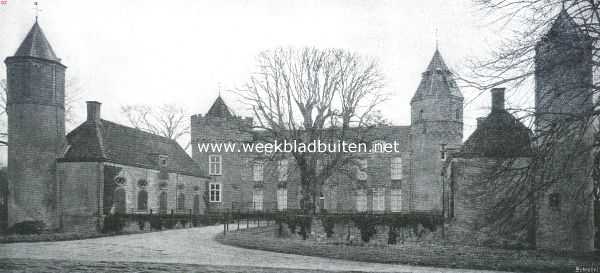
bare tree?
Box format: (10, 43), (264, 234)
(236, 47), (386, 214)
(464, 0), (600, 247)
(121, 104), (191, 150)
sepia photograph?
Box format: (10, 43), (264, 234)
(0, 1), (598, 272)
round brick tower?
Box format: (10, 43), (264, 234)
(4, 21), (66, 229)
(409, 49), (463, 212)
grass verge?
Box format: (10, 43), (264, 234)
(216, 226), (599, 273)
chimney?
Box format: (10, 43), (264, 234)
(86, 101), (101, 122)
(491, 88), (505, 112)
(477, 117), (486, 127)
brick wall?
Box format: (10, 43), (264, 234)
(102, 163), (207, 215)
(58, 162), (103, 233)
(6, 57), (66, 230)
(410, 95), (463, 212)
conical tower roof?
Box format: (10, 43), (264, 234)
(411, 49), (462, 102)
(207, 96), (233, 118)
(14, 21), (60, 62)
(544, 9), (588, 40)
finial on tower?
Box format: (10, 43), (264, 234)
(435, 28), (439, 51)
(33, 2), (42, 22)
(218, 82), (222, 97)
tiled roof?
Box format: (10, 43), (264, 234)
(411, 49), (462, 102)
(61, 119), (204, 177)
(461, 110), (532, 158)
(207, 96), (233, 118)
(14, 22), (60, 62)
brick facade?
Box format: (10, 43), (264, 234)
(5, 22), (66, 230)
(191, 50), (463, 215)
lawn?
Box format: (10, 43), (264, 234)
(216, 226), (600, 273)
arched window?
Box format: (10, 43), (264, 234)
(137, 190), (148, 211)
(419, 110), (424, 121)
(177, 193), (185, 211)
(113, 188), (126, 214)
(455, 108), (461, 120)
(159, 192), (168, 214)
(193, 194), (201, 215)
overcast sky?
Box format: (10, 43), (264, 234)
(0, 0), (524, 162)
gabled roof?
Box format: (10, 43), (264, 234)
(461, 110), (532, 158)
(207, 96), (233, 118)
(61, 119), (204, 177)
(14, 22), (60, 62)
(411, 49), (463, 102)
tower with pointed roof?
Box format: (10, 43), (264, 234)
(191, 96), (254, 211)
(409, 49), (463, 211)
(534, 9), (595, 251)
(4, 21), (66, 229)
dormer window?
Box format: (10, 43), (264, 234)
(158, 155), (168, 168)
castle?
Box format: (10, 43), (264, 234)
(1, 10), (597, 251)
(3, 21), (208, 232)
(190, 48), (463, 214)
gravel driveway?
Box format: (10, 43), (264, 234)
(0, 225), (509, 273)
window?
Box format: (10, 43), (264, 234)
(113, 188), (126, 214)
(373, 188), (385, 212)
(278, 159), (288, 181)
(177, 193), (185, 211)
(316, 159), (324, 174)
(549, 193), (560, 209)
(356, 159), (367, 180)
(455, 108), (461, 120)
(253, 189), (264, 211)
(193, 194), (201, 215)
(209, 183), (221, 202)
(159, 155), (168, 168)
(277, 188), (288, 210)
(355, 190), (367, 212)
(137, 179), (148, 187)
(159, 192), (168, 214)
(325, 187), (337, 211)
(137, 190), (148, 211)
(440, 144), (447, 161)
(419, 110), (424, 121)
(391, 157), (403, 180)
(253, 162), (264, 182)
(391, 189), (402, 212)
(209, 155), (222, 175)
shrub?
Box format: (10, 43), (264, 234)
(150, 215), (162, 230)
(320, 214), (336, 238)
(286, 214), (298, 234)
(298, 215), (312, 240)
(352, 214), (378, 243)
(102, 215), (126, 233)
(388, 226), (398, 244)
(164, 217), (176, 229)
(9, 220), (46, 235)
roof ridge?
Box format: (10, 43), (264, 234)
(100, 119), (177, 144)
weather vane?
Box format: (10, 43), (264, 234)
(33, 1), (42, 22)
(435, 28), (439, 50)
